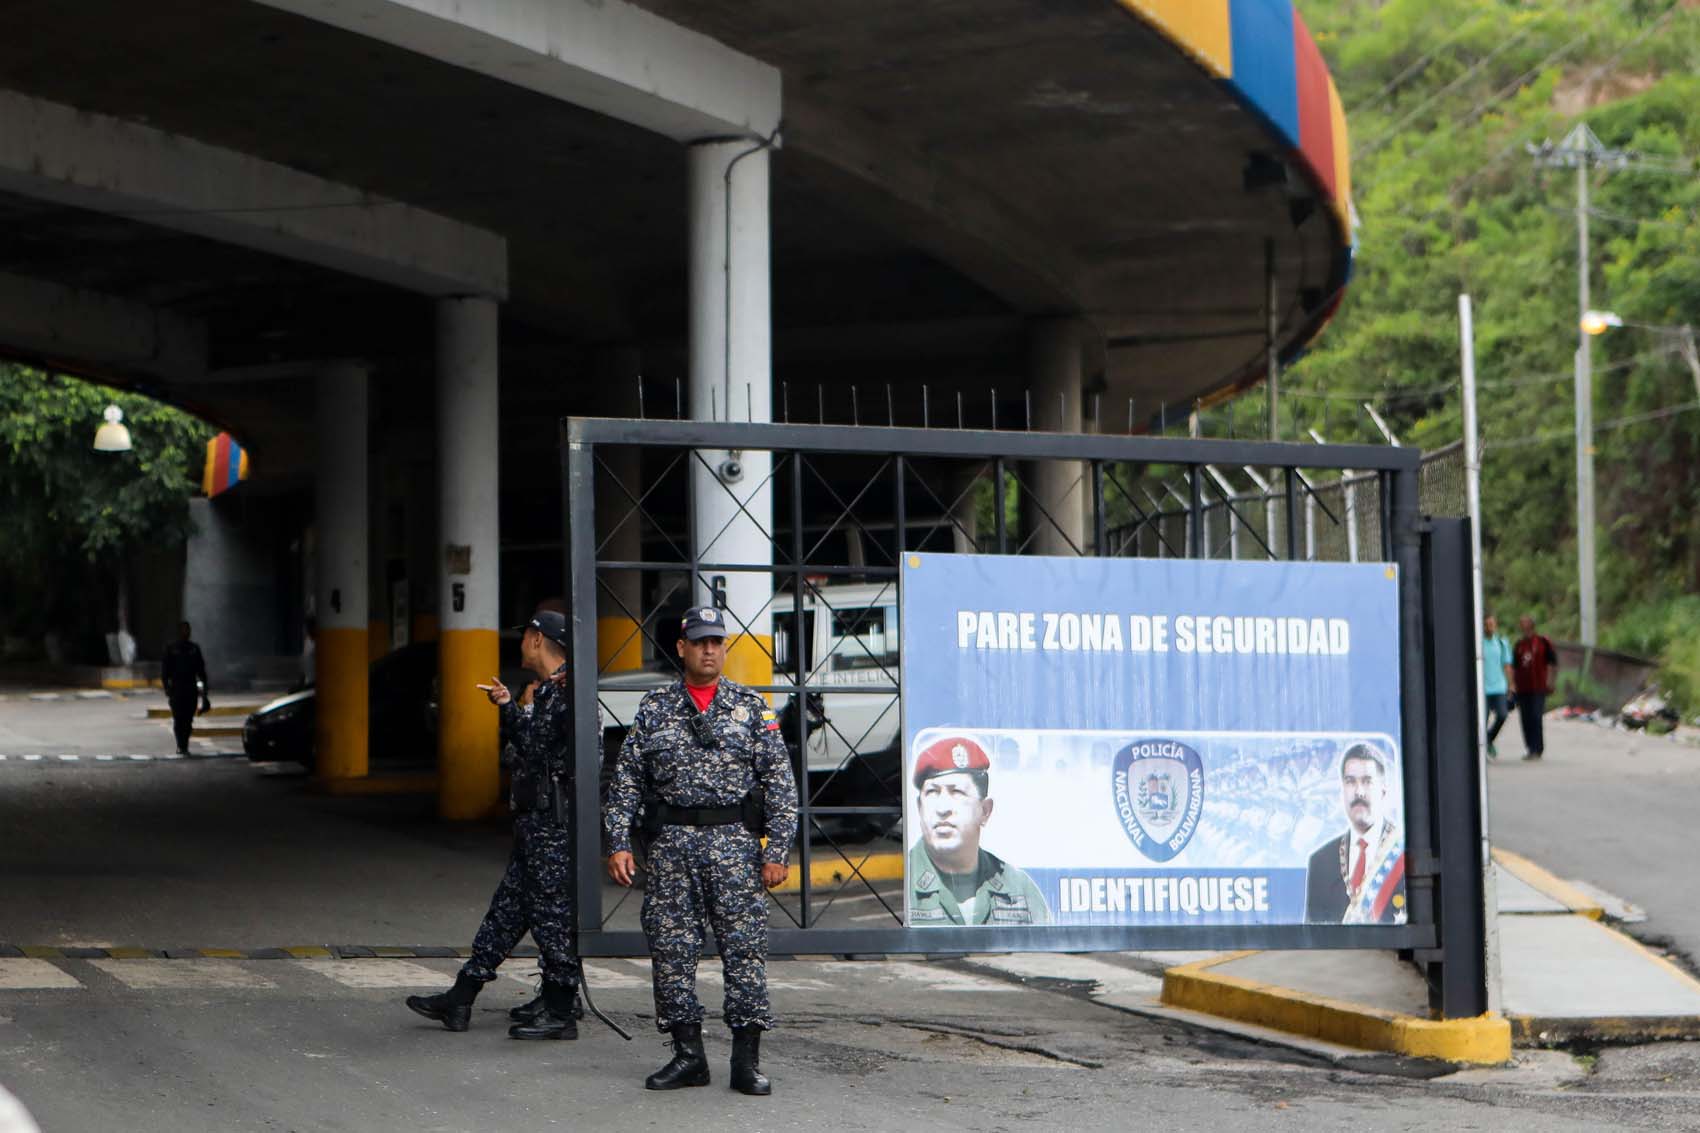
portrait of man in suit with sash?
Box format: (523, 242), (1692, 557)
(1304, 741), (1406, 925)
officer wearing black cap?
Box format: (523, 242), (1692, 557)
(405, 605), (597, 1039)
(604, 604), (798, 1095)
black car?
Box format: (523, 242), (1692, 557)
(243, 642), (474, 766)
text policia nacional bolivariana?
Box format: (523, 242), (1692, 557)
(955, 611), (1351, 656)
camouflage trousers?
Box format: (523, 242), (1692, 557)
(641, 824), (771, 1032)
(461, 813), (576, 988)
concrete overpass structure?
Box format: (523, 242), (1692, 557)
(0, 0), (1354, 818)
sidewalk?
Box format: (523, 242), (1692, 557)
(1152, 849), (1700, 1067)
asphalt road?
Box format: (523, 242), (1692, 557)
(1488, 717), (1700, 967)
(5, 690), (1700, 1130)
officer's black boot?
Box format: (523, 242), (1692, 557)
(508, 993), (545, 1024)
(729, 1026), (771, 1096)
(405, 972), (480, 1032)
(645, 1022), (710, 1090)
(512, 989), (584, 1023)
(508, 980), (579, 1040)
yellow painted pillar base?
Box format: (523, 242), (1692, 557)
(314, 627), (369, 781)
(438, 627), (500, 821)
(597, 615), (643, 673)
(723, 633), (774, 699)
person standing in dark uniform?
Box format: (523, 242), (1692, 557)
(160, 622), (210, 754)
(604, 605), (798, 1095)
(405, 608), (595, 1039)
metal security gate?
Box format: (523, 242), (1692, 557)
(561, 416), (1487, 1016)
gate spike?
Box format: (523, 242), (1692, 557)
(991, 388), (998, 431)
(818, 384), (825, 425)
(851, 385), (860, 426)
(923, 385), (930, 429)
(1127, 398), (1134, 435)
(1025, 389), (1032, 430)
(1059, 392), (1065, 431)
(746, 382), (753, 423)
(956, 391), (964, 430)
(783, 381), (790, 424)
(637, 372), (645, 419)
(886, 384), (895, 427)
(711, 386), (718, 422)
(675, 378), (682, 420)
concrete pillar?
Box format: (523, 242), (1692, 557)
(313, 361), (370, 783)
(436, 296), (501, 820)
(688, 138), (773, 688)
(594, 348), (645, 673)
(1025, 318), (1086, 556)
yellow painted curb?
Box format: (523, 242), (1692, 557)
(771, 849), (904, 893)
(199, 948), (245, 959)
(102, 678), (162, 690)
(1493, 847), (1603, 920)
(19, 946), (62, 959)
(1161, 953), (1511, 1065)
(104, 947), (152, 959)
(283, 946), (333, 959)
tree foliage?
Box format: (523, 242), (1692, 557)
(0, 365), (214, 645)
(1275, 0), (1700, 698)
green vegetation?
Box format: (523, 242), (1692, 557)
(1284, 0), (1700, 707)
(0, 365), (214, 660)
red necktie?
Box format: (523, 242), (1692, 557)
(1349, 837), (1368, 893)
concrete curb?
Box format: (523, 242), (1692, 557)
(1161, 951), (1512, 1065)
(771, 849), (903, 893)
(1492, 848), (1604, 920)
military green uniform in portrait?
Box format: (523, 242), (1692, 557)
(907, 841), (1050, 926)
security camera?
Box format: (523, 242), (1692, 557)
(717, 457), (744, 484)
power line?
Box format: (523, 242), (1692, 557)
(1279, 348), (1673, 405)
(1484, 398), (1700, 450)
(1349, 20), (1483, 119)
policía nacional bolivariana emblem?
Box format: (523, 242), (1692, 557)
(1112, 739), (1205, 862)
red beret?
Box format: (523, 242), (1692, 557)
(912, 736), (990, 788)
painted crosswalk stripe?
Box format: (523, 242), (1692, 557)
(22, 755), (42, 762)
(89, 959), (277, 989)
(295, 959), (446, 989)
(96, 755), (115, 762)
(0, 958), (84, 990)
(57, 754), (79, 762)
(504, 961), (651, 991)
(128, 755), (152, 762)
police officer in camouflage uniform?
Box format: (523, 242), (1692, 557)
(604, 605), (798, 1095)
(405, 608), (596, 1039)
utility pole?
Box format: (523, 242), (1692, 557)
(1529, 124), (1645, 649)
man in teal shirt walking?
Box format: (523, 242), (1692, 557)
(1482, 614), (1514, 758)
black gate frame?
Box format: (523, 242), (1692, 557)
(561, 416), (1486, 1016)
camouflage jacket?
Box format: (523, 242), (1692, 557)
(499, 663), (601, 815)
(604, 677), (798, 865)
(908, 842), (1051, 926)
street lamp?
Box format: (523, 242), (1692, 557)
(1580, 309), (1623, 336)
(1580, 309), (1700, 401)
(92, 405), (132, 453)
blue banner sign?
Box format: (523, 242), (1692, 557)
(898, 553), (1406, 929)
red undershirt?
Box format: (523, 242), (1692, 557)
(685, 680), (718, 713)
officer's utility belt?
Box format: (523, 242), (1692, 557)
(644, 795), (761, 836)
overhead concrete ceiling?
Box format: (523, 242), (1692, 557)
(0, 0), (1347, 474)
